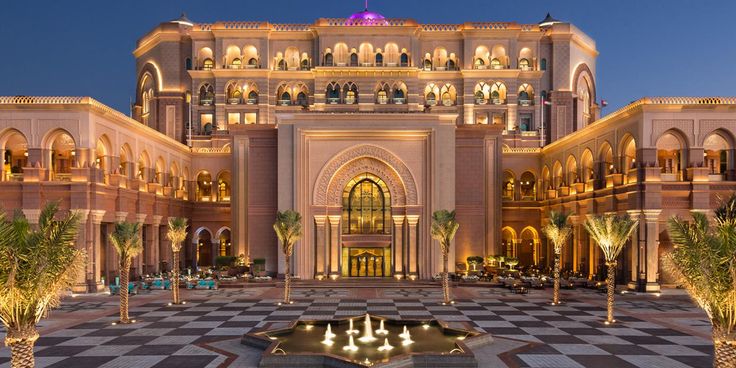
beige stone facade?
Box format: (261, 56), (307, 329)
(1, 12), (735, 291)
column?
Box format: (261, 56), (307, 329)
(314, 215), (327, 277)
(151, 215), (163, 273)
(328, 215), (341, 277)
(626, 210), (641, 290)
(135, 213), (147, 278)
(406, 215), (419, 277)
(72, 210), (90, 293)
(90, 210), (106, 291)
(392, 215), (405, 277)
(569, 216), (582, 273)
(642, 210), (661, 292)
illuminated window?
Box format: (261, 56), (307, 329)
(203, 58), (214, 70)
(244, 112), (257, 124)
(518, 58), (530, 70)
(476, 112), (489, 125)
(227, 113), (240, 125)
(200, 114), (213, 135)
(341, 173), (391, 235)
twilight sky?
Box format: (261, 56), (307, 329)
(0, 0), (733, 114)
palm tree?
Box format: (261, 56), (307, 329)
(273, 210), (302, 305)
(666, 195), (736, 366)
(166, 217), (188, 305)
(542, 211), (572, 305)
(506, 257), (519, 270)
(109, 222), (143, 324)
(583, 213), (638, 324)
(430, 210), (460, 305)
(0, 203), (85, 368)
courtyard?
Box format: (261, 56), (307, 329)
(0, 284), (712, 368)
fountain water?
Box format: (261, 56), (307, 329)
(358, 314), (376, 343)
(377, 337), (394, 351)
(325, 323), (336, 339)
(342, 335), (358, 352)
(399, 325), (410, 339)
(375, 320), (388, 335)
(346, 318), (359, 335)
(401, 327), (414, 346)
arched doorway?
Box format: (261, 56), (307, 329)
(341, 173), (391, 277)
(1, 130), (28, 181)
(218, 228), (231, 257)
(519, 227), (539, 267)
(48, 131), (76, 181)
(195, 228), (213, 267)
(501, 227), (516, 258)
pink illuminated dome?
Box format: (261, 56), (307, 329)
(348, 1), (388, 24)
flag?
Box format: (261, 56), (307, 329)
(600, 99), (608, 107)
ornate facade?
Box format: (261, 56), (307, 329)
(1, 10), (735, 291)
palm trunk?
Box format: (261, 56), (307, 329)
(5, 327), (38, 368)
(606, 261), (616, 323)
(442, 252), (450, 304)
(713, 335), (736, 368)
(553, 253), (561, 304)
(284, 254), (291, 304)
(172, 250), (180, 304)
(120, 258), (131, 323)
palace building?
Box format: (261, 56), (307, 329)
(1, 8), (735, 292)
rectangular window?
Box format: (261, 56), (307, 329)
(244, 112), (257, 124)
(227, 112), (240, 125)
(476, 112), (489, 125)
(519, 113), (533, 131)
(492, 112), (505, 126)
(200, 113), (213, 135)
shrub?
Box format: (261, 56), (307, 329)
(215, 256), (237, 268)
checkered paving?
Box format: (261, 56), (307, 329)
(0, 291), (713, 368)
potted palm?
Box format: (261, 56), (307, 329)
(166, 217), (187, 305)
(109, 222), (143, 324)
(542, 211), (572, 305)
(0, 203), (86, 368)
(505, 257), (519, 270)
(584, 213), (638, 324)
(666, 195), (736, 366)
(273, 210), (302, 305)
(431, 210), (460, 305)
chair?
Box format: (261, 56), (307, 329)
(109, 276), (121, 295)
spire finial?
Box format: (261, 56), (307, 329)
(365, 0), (369, 10)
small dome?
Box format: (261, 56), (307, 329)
(539, 13), (561, 27)
(170, 12), (194, 27)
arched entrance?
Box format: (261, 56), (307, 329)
(341, 173), (392, 277)
(195, 228), (213, 267)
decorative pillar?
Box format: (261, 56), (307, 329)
(569, 215), (582, 273)
(314, 215), (327, 277)
(626, 210), (641, 290)
(642, 210), (661, 292)
(392, 215), (405, 276)
(151, 215), (163, 273)
(328, 215), (341, 277)
(406, 215), (419, 277)
(72, 209), (90, 293)
(90, 210), (106, 291)
(135, 213), (147, 278)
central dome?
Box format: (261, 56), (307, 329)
(348, 9), (386, 21)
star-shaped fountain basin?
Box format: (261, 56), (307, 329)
(242, 314), (492, 367)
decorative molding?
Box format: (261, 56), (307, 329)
(651, 119), (694, 147)
(502, 146), (540, 154)
(697, 120), (736, 146)
(314, 144), (418, 206)
(191, 146), (231, 154)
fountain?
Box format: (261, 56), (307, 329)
(242, 314), (492, 367)
(377, 338), (393, 352)
(346, 318), (359, 335)
(358, 314), (376, 343)
(343, 335), (359, 352)
(375, 320), (388, 335)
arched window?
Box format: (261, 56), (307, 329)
(248, 58), (258, 67)
(518, 83), (535, 106)
(301, 59), (310, 70)
(217, 171), (231, 202)
(540, 58), (547, 71)
(424, 83), (439, 106)
(231, 58), (242, 69)
(196, 171), (213, 202)
(392, 85), (406, 104)
(518, 58), (530, 70)
(704, 132), (731, 176)
(474, 82), (491, 104)
(203, 58), (214, 70)
(343, 82), (358, 104)
(491, 82), (507, 105)
(199, 84), (214, 105)
(375, 53), (383, 66)
(350, 53), (358, 66)
(446, 59), (456, 70)
(277, 59), (287, 71)
(324, 53), (334, 66)
(247, 90), (258, 104)
(440, 84), (456, 106)
(423, 58), (432, 70)
(490, 58), (502, 69)
(296, 92), (308, 107)
(341, 173), (391, 235)
(376, 83), (390, 104)
(326, 83), (341, 104)
(218, 229), (231, 256)
(519, 171), (536, 200)
(400, 53), (409, 67)
(2, 130), (28, 180)
(280, 92), (291, 105)
(185, 58), (192, 70)
(502, 171), (515, 200)
(656, 132), (685, 180)
(474, 58), (485, 69)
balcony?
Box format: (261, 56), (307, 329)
(392, 97), (405, 105)
(246, 98), (258, 105)
(327, 97), (340, 104)
(200, 98), (214, 106)
(475, 98), (488, 105)
(227, 98), (241, 105)
(278, 100), (292, 106)
(519, 99), (532, 107)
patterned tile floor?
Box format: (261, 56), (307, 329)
(0, 286), (713, 368)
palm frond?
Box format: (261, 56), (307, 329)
(430, 210), (459, 255)
(583, 213), (638, 262)
(109, 222), (143, 261)
(273, 210), (303, 257)
(542, 211), (572, 254)
(166, 217), (188, 252)
(0, 203), (85, 332)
